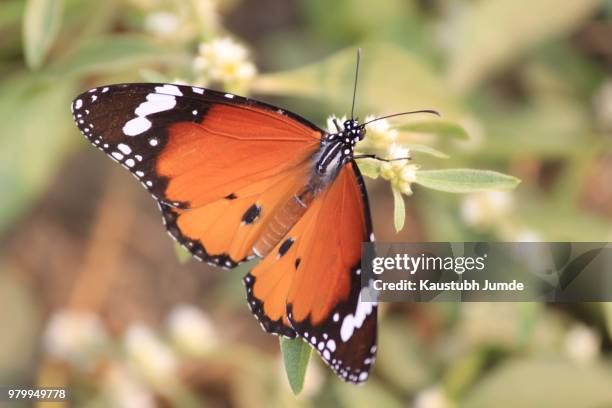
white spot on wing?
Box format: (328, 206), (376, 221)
(117, 143), (132, 155)
(224, 93), (235, 99)
(155, 84), (183, 96)
(192, 87), (204, 94)
(339, 287), (376, 342)
(74, 99), (83, 110)
(111, 151), (124, 161)
(123, 117), (152, 136)
(135, 93), (176, 117)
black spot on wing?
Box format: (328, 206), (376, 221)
(295, 258), (301, 269)
(225, 193), (238, 200)
(278, 237), (294, 257)
(160, 202), (248, 269)
(242, 204), (261, 224)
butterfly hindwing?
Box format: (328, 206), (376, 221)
(245, 163), (377, 383)
(72, 83), (322, 267)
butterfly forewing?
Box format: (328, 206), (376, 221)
(72, 83), (322, 267)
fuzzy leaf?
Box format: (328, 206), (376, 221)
(447, 0), (602, 92)
(23, 0), (64, 69)
(252, 43), (462, 116)
(404, 144), (449, 159)
(49, 35), (185, 77)
(392, 187), (406, 232)
(398, 120), (469, 140)
(280, 337), (311, 395)
(415, 169), (520, 193)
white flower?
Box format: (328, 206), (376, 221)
(104, 363), (156, 408)
(167, 304), (217, 357)
(144, 11), (181, 38)
(564, 324), (600, 364)
(414, 386), (452, 408)
(325, 115), (416, 194)
(361, 115), (398, 151)
(379, 144), (417, 195)
(326, 115), (347, 133)
(194, 37), (256, 86)
(43, 309), (108, 370)
(460, 191), (514, 228)
(124, 324), (178, 391)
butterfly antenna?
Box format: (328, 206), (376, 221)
(350, 48), (361, 120)
(362, 110), (440, 126)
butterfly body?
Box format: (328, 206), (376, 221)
(72, 83), (377, 383)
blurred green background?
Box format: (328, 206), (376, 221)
(1, 0), (612, 407)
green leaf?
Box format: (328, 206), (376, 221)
(48, 35), (186, 77)
(357, 160), (381, 178)
(252, 43), (463, 117)
(173, 242), (192, 264)
(392, 187), (405, 232)
(0, 0), (25, 29)
(404, 144), (449, 159)
(0, 76), (77, 232)
(398, 120), (469, 140)
(23, 0), (64, 69)
(414, 169), (520, 193)
(279, 337), (311, 395)
(140, 68), (170, 83)
(447, 0), (602, 92)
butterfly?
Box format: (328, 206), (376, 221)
(71, 52), (437, 383)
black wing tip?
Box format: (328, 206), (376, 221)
(243, 273), (297, 338)
(285, 263), (377, 384)
(286, 304), (376, 384)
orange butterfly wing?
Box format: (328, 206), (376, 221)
(244, 163), (377, 382)
(73, 84), (322, 267)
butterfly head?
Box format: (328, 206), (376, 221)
(343, 119), (366, 141)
